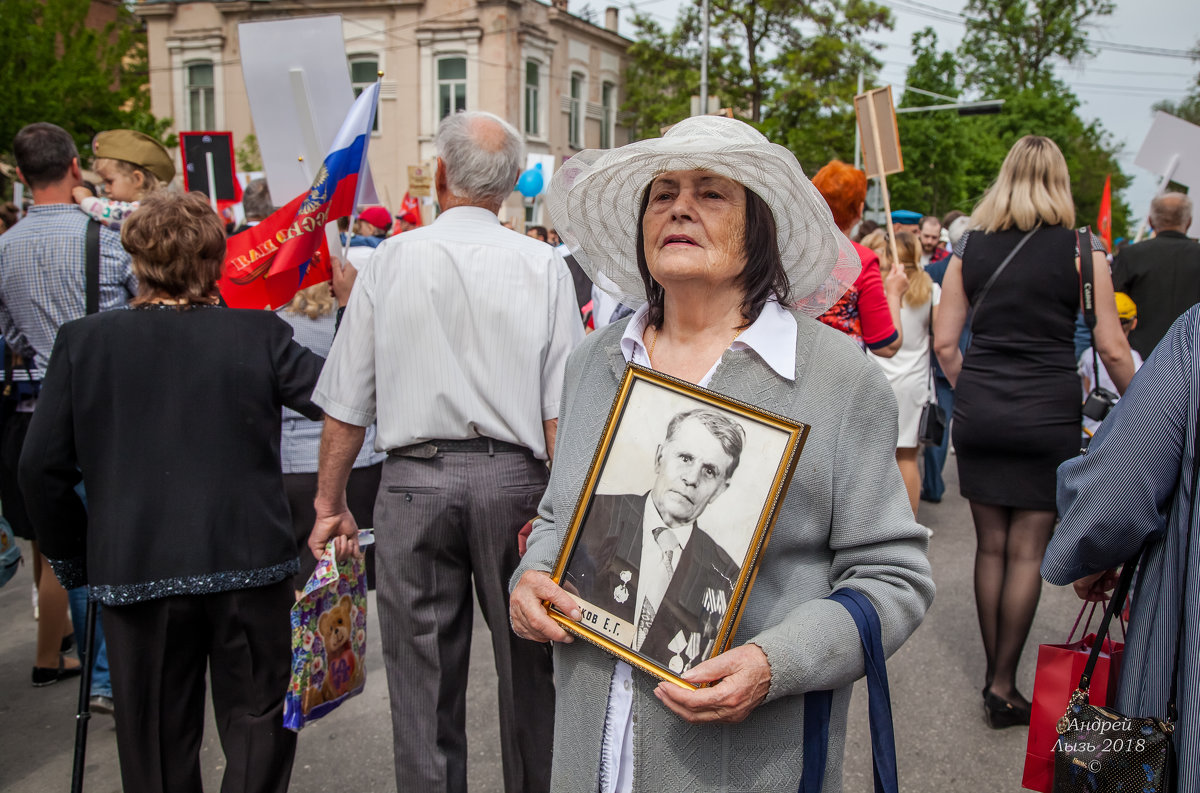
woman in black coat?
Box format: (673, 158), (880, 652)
(19, 191), (324, 793)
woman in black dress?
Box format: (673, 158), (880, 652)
(933, 136), (1134, 728)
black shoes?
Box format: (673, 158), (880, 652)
(32, 658), (83, 687)
(983, 691), (1032, 729)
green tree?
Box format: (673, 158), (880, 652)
(962, 78), (1132, 236)
(762, 0), (893, 169)
(887, 29), (974, 217)
(878, 0), (1133, 235)
(0, 0), (172, 176)
(237, 134), (264, 173)
(1152, 42), (1200, 125)
(958, 0), (1114, 93)
(710, 0), (891, 125)
(621, 0), (891, 171)
(621, 13), (703, 140)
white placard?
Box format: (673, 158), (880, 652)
(1134, 112), (1200, 189)
(1133, 112), (1200, 238)
(238, 16), (377, 207)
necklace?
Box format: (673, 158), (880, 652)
(647, 325), (743, 368)
(136, 299), (220, 311)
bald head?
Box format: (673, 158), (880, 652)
(1149, 192), (1192, 233)
(434, 111), (523, 211)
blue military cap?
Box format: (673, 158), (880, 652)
(891, 209), (923, 225)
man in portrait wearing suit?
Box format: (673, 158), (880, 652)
(564, 408), (743, 674)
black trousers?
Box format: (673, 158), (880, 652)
(0, 410), (36, 539)
(285, 462), (382, 588)
(102, 580), (297, 793)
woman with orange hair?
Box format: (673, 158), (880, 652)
(814, 161), (907, 357)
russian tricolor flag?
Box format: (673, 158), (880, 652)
(219, 81), (380, 308)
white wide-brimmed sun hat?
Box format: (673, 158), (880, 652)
(546, 115), (860, 316)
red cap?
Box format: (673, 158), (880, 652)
(358, 206), (392, 231)
(397, 209), (421, 226)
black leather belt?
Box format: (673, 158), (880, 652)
(388, 437), (528, 459)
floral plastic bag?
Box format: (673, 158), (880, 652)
(282, 531), (371, 731)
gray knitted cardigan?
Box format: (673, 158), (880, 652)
(512, 310), (935, 792)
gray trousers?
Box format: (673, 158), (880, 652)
(375, 447), (555, 793)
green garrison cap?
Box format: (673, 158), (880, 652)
(92, 130), (175, 183)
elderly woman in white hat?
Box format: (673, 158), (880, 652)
(509, 116), (933, 790)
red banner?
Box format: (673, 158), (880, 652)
(218, 192), (333, 309)
(1096, 174), (1113, 251)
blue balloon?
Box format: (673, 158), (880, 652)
(517, 164), (544, 198)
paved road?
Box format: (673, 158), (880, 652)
(0, 461), (1083, 792)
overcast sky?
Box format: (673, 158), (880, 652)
(601, 0), (1198, 227)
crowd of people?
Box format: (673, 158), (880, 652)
(0, 110), (1196, 793)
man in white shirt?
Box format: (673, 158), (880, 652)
(310, 110), (583, 793)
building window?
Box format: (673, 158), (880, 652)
(350, 55), (380, 132)
(568, 72), (584, 148)
(185, 60), (215, 130)
(601, 81), (615, 149)
(438, 57), (467, 119)
(524, 60), (540, 136)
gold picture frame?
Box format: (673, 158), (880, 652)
(547, 364), (809, 689)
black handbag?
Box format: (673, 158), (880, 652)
(917, 297), (945, 446)
(916, 401), (946, 447)
(1051, 428), (1196, 793)
(1050, 552), (1176, 792)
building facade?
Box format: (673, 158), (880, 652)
(135, 0), (631, 225)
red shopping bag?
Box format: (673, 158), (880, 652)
(1021, 602), (1124, 792)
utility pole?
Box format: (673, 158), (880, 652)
(699, 0), (709, 115)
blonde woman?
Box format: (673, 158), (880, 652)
(278, 282), (385, 589)
(933, 135), (1133, 728)
(872, 230), (938, 517)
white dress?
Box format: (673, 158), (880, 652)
(873, 283), (940, 447)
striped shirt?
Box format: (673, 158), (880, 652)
(1047, 303), (1200, 790)
(313, 205), (584, 460)
(0, 204), (136, 370)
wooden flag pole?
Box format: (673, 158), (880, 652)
(865, 94), (901, 269)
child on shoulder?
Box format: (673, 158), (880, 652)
(72, 130), (174, 228)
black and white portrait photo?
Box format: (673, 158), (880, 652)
(553, 368), (806, 682)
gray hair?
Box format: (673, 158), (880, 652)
(665, 408), (746, 479)
(241, 178), (274, 220)
(1149, 192), (1193, 233)
(435, 111), (523, 207)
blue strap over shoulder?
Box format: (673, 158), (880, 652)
(798, 588), (898, 793)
